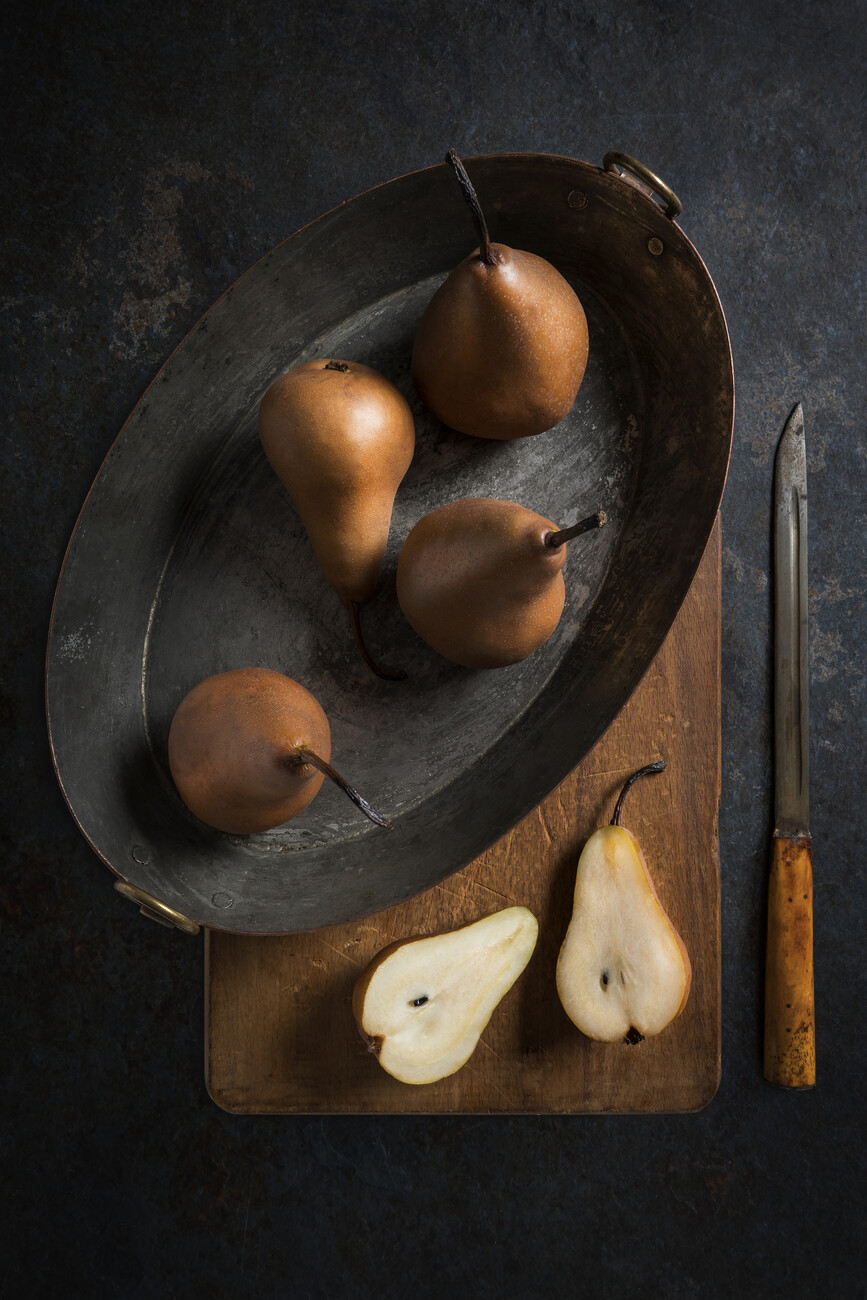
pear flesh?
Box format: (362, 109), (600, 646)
(258, 359), (415, 605)
(556, 825), (691, 1042)
(354, 907), (538, 1085)
(396, 497), (568, 669)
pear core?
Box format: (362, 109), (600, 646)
(353, 907), (538, 1085)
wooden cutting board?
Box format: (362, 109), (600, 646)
(205, 517), (720, 1114)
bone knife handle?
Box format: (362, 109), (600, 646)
(764, 833), (815, 1087)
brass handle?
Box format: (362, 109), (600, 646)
(603, 151), (682, 219)
(113, 880), (201, 935)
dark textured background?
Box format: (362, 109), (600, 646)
(2, 1), (865, 1296)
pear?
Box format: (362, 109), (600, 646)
(556, 762), (691, 1043)
(258, 359), (415, 679)
(353, 907), (538, 1085)
(411, 149), (589, 440)
(167, 667), (391, 834)
(396, 497), (605, 669)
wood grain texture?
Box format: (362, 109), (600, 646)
(764, 833), (815, 1088)
(205, 518), (721, 1114)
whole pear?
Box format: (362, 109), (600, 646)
(258, 359), (415, 678)
(412, 150), (589, 440)
(396, 498), (605, 669)
(168, 667), (390, 834)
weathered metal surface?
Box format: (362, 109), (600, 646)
(46, 153), (733, 933)
(773, 402), (810, 837)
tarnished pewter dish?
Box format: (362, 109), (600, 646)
(46, 152), (733, 934)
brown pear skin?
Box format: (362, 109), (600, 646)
(411, 150), (589, 440)
(168, 667), (391, 834)
(258, 359), (415, 678)
(396, 498), (605, 670)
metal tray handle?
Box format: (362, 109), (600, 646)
(603, 151), (682, 219)
(114, 880), (201, 935)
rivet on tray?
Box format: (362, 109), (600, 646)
(568, 190), (588, 210)
(648, 237), (664, 256)
(131, 844), (151, 864)
(212, 892), (234, 908)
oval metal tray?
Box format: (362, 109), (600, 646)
(46, 152), (733, 933)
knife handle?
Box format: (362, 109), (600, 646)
(764, 833), (815, 1087)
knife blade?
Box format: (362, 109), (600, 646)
(764, 401), (815, 1088)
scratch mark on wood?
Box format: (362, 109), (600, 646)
(434, 882), (473, 902)
(581, 767), (635, 778)
(479, 1038), (508, 1064)
(537, 805), (553, 848)
(315, 936), (364, 967)
(468, 878), (514, 904)
(466, 1059), (508, 1100)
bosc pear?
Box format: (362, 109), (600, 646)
(396, 497), (606, 668)
(168, 667), (391, 834)
(556, 762), (691, 1043)
(258, 359), (415, 679)
(353, 907), (538, 1085)
(412, 150), (589, 439)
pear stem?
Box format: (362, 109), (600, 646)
(446, 148), (497, 267)
(545, 510), (607, 549)
(349, 601), (407, 682)
(611, 760), (666, 827)
(291, 749), (393, 830)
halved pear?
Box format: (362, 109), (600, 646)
(353, 907), (538, 1084)
(556, 763), (691, 1043)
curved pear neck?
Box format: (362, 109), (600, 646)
(446, 148), (498, 267)
(544, 510), (607, 551)
(610, 760), (666, 828)
(287, 747), (393, 829)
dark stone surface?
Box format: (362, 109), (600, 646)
(2, 1), (864, 1296)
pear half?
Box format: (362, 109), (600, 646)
(556, 804), (691, 1043)
(353, 907), (538, 1084)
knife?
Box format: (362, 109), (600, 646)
(764, 401), (815, 1088)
